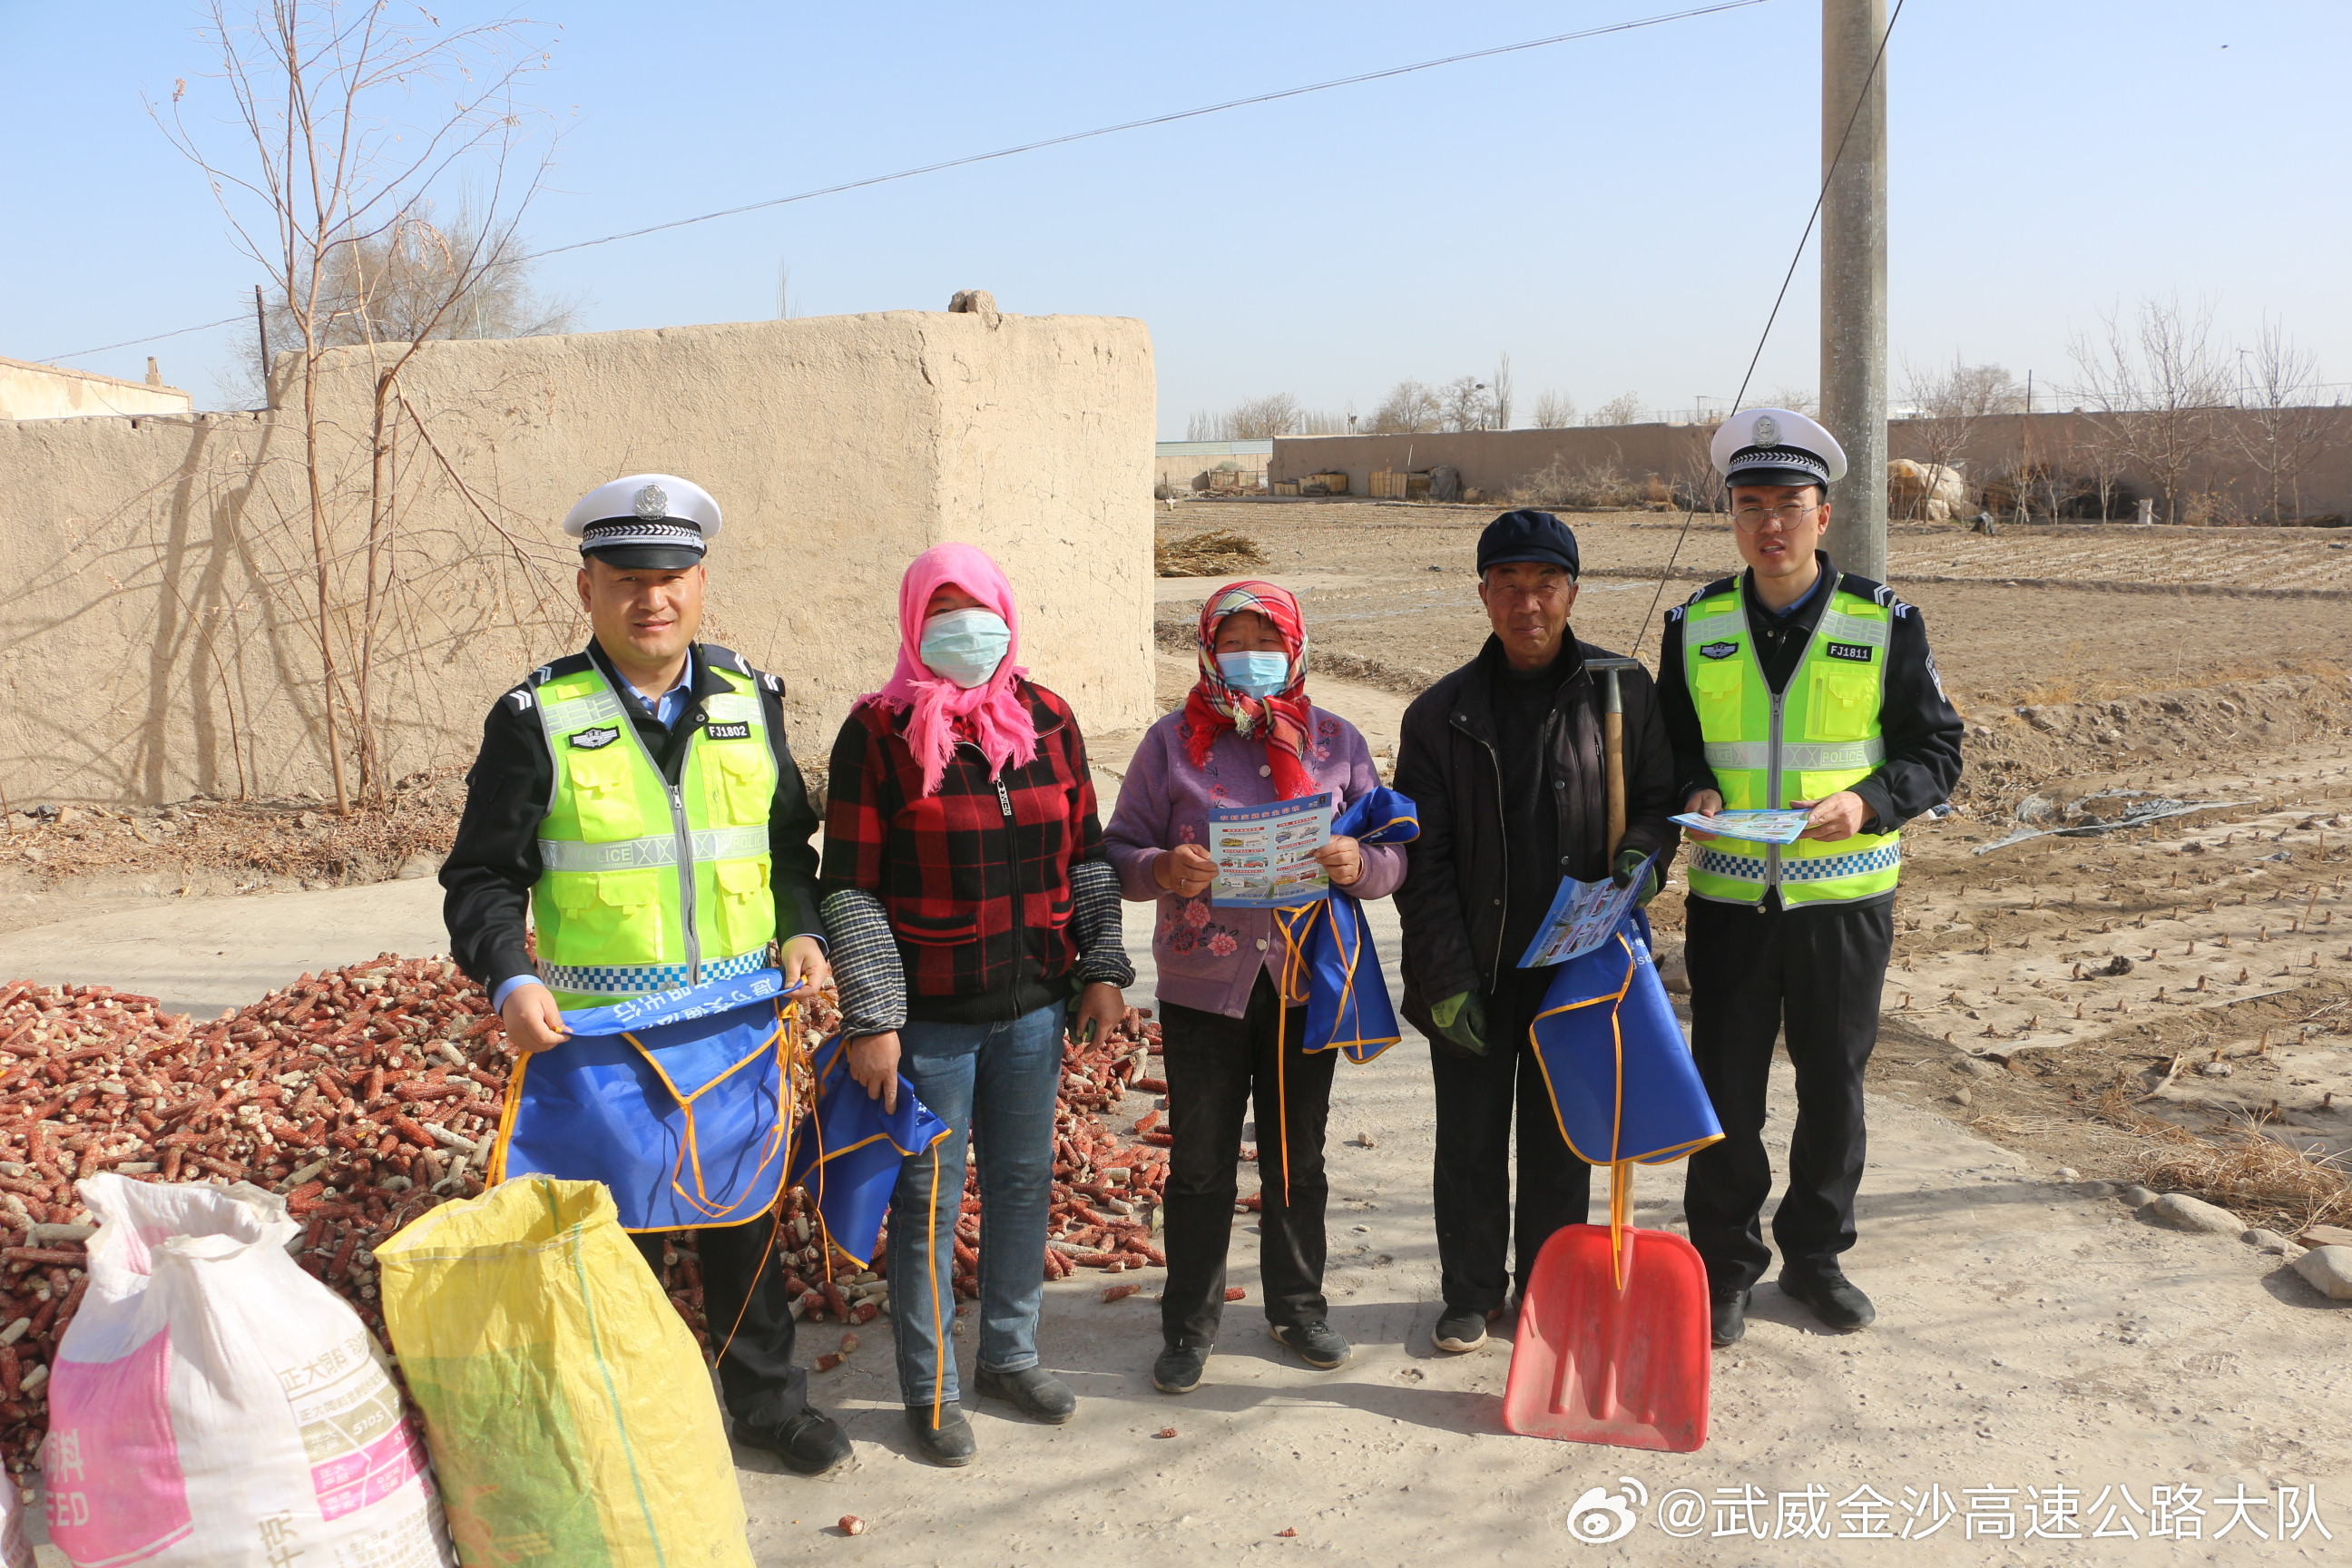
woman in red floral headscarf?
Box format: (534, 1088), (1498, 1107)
(1103, 581), (1406, 1395)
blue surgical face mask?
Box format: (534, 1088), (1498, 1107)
(1216, 650), (1290, 697)
(919, 607), (1011, 689)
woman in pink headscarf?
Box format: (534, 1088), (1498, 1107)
(819, 543), (1132, 1466)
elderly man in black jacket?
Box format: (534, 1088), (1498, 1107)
(1395, 510), (1681, 1355)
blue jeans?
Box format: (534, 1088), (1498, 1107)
(886, 1003), (1063, 1416)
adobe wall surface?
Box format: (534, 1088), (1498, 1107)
(0, 309), (1154, 806)
(0, 356), (195, 420)
(1270, 425), (1710, 500)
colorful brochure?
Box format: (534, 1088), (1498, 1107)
(1670, 808), (1816, 844)
(1517, 854), (1656, 968)
(1209, 792), (1333, 908)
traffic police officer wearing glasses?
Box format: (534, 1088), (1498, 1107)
(1656, 411), (1962, 1348)
(440, 474), (850, 1475)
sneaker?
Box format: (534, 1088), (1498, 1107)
(1152, 1343), (1209, 1394)
(1431, 1307), (1488, 1354)
(1267, 1319), (1352, 1370)
(736, 1406), (850, 1475)
(1710, 1288), (1751, 1348)
(1778, 1266), (1876, 1329)
(904, 1404), (977, 1466)
(973, 1366), (1076, 1424)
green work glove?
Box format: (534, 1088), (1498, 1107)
(1429, 989), (1489, 1057)
(1613, 847), (1661, 907)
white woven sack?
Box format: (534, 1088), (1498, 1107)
(41, 1175), (452, 1568)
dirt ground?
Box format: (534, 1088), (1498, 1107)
(9, 884), (2347, 1568)
(1157, 500), (2352, 1235)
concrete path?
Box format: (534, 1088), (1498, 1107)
(0, 877), (448, 1016)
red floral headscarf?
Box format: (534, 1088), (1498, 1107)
(1182, 580), (1315, 798)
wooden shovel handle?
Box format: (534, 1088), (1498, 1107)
(1604, 707), (1626, 859)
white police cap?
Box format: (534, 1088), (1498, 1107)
(561, 474), (723, 567)
(1710, 407), (1847, 490)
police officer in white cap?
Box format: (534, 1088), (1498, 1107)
(441, 474), (850, 1473)
(1656, 412), (1962, 1347)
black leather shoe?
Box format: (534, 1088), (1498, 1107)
(1152, 1343), (1208, 1394)
(1779, 1266), (1877, 1329)
(974, 1366), (1076, 1424)
(1431, 1307), (1488, 1354)
(1268, 1319), (1352, 1369)
(1710, 1289), (1751, 1348)
(737, 1406), (850, 1475)
(905, 1404), (977, 1466)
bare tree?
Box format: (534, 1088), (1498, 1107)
(1367, 379), (1443, 434)
(2234, 318), (2331, 524)
(1584, 391), (1646, 427)
(1298, 407), (1353, 436)
(162, 1), (554, 811)
(1531, 389), (1577, 428)
(221, 199), (575, 407)
(1762, 385), (1819, 417)
(1225, 392), (1303, 439)
(2066, 296), (2232, 524)
(1897, 359), (2023, 515)
(2062, 416), (2132, 522)
(1438, 375), (1490, 432)
(1186, 392), (1304, 440)
(1490, 353), (1514, 430)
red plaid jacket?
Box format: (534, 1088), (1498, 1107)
(821, 681), (1107, 1018)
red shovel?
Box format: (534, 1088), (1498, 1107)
(1501, 1164), (1710, 1452)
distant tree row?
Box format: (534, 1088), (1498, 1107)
(1900, 299), (2338, 525)
(1185, 358), (1651, 440)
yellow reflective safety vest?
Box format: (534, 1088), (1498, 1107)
(527, 652), (778, 1006)
(1679, 577), (1903, 907)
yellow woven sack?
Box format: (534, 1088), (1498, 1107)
(376, 1176), (751, 1567)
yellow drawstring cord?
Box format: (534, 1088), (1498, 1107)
(926, 1146), (946, 1430)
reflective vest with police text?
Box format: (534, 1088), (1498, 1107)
(528, 655), (778, 1006)
(1679, 580), (1902, 907)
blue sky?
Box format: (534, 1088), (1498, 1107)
(7, 1), (2347, 434)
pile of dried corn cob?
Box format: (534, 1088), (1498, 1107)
(0, 965), (1173, 1465)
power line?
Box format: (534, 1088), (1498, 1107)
(30, 1), (1769, 365)
(527, 1), (1769, 261)
(33, 312), (250, 365)
(1631, 0), (1906, 657)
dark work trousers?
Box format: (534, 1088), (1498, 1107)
(1158, 973), (1339, 1348)
(634, 1213), (805, 1432)
(1680, 894), (1896, 1294)
(1429, 965), (1592, 1315)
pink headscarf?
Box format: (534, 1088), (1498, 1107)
(867, 543), (1039, 797)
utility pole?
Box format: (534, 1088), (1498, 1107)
(254, 284), (272, 408)
(1819, 0), (1889, 583)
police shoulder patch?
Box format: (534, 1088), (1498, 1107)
(1825, 642), (1875, 663)
(705, 721), (752, 740)
(569, 725), (621, 750)
(1700, 641), (1740, 660)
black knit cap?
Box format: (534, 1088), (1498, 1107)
(1475, 509), (1580, 579)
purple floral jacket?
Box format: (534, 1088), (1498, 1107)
(1103, 706), (1406, 1019)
